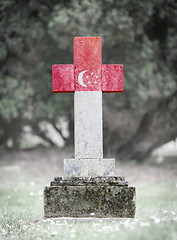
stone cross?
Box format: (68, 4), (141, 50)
(52, 37), (123, 178)
(44, 37), (135, 219)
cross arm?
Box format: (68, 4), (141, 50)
(52, 64), (75, 93)
(102, 65), (123, 92)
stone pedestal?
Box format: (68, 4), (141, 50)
(64, 158), (115, 178)
(44, 177), (136, 218)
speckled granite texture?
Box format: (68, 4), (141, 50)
(44, 177), (136, 218)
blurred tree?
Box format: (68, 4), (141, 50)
(0, 0), (176, 161)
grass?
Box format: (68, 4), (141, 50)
(0, 179), (177, 240)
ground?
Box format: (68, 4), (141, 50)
(0, 147), (177, 239)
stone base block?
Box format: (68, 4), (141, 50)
(44, 177), (136, 218)
(64, 158), (115, 178)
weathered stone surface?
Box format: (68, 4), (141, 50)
(74, 37), (102, 92)
(64, 158), (115, 178)
(102, 64), (123, 92)
(44, 181), (136, 218)
(74, 91), (103, 159)
(51, 176), (128, 186)
(52, 65), (74, 92)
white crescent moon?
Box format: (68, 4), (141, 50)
(78, 70), (87, 87)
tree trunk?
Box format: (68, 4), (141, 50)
(103, 90), (177, 161)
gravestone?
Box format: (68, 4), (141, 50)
(44, 37), (136, 218)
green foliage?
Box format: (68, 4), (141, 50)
(0, 42), (7, 62)
(0, 77), (34, 121)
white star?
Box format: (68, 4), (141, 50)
(94, 81), (97, 84)
(95, 76), (98, 78)
(88, 81), (91, 84)
(91, 72), (94, 75)
(86, 76), (89, 78)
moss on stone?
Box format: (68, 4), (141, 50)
(44, 181), (136, 218)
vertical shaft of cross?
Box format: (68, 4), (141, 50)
(74, 91), (103, 159)
(63, 37), (115, 177)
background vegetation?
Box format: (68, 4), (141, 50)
(0, 0), (177, 161)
